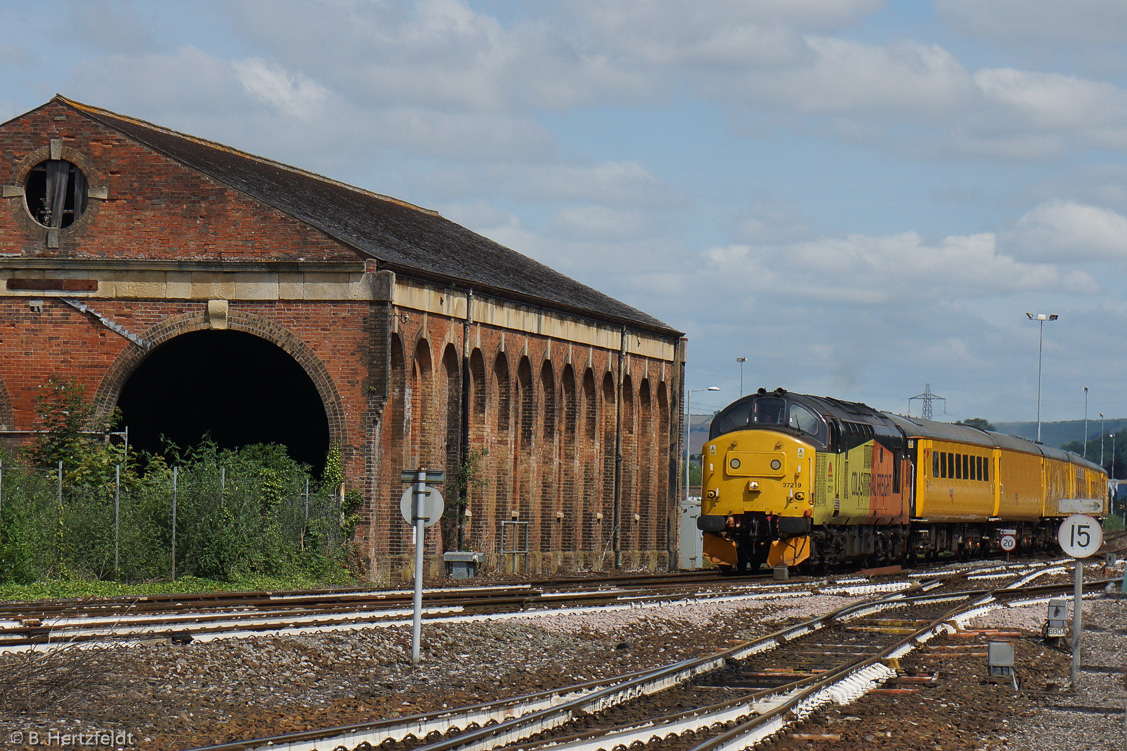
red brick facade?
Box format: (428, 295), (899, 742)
(0, 98), (686, 578)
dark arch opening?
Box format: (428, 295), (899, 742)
(117, 330), (330, 471)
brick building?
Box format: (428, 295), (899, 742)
(0, 96), (686, 577)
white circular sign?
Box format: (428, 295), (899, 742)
(400, 485), (444, 527)
(1000, 534), (1016, 552)
(1057, 514), (1103, 558)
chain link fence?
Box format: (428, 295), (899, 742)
(0, 447), (351, 584)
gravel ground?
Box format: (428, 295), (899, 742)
(0, 587), (1123, 751)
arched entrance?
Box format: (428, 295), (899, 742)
(116, 330), (331, 470)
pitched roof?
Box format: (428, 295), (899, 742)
(57, 96), (678, 336)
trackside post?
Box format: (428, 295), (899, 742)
(1056, 512), (1103, 687)
(400, 467), (445, 665)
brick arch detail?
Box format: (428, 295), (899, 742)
(91, 310), (347, 447)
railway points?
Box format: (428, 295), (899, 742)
(3, 558), (1118, 750)
(166, 560), (1116, 751)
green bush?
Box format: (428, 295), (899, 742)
(0, 377), (358, 585)
(0, 457), (55, 584)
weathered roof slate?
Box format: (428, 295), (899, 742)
(58, 96), (678, 336)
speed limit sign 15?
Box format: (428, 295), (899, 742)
(1057, 514), (1103, 558)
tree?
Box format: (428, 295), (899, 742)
(955, 418), (995, 432)
(23, 375), (122, 486)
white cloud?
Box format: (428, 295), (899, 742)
(734, 196), (815, 244)
(368, 107), (556, 160)
(938, 0), (1127, 45)
(1006, 200), (1127, 262)
(742, 37), (974, 117)
(700, 230), (1085, 307)
(546, 205), (653, 242)
(66, 43), (556, 167)
(63, 0), (156, 54)
(70, 45), (243, 115)
(233, 59), (329, 119)
(230, 0), (652, 112)
(974, 68), (1127, 133)
(506, 162), (681, 208)
(58, 1), (1127, 168)
(0, 44), (28, 64)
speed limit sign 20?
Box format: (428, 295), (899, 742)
(1057, 514), (1103, 558)
(1000, 534), (1017, 552)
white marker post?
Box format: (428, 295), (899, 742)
(412, 468), (426, 664)
(400, 468), (445, 665)
(1056, 511), (1103, 687)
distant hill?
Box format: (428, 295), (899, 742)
(993, 419), (1127, 455)
(688, 414), (1124, 457)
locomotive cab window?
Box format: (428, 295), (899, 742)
(708, 396), (827, 446)
(25, 160), (88, 228)
(753, 398), (785, 426)
(787, 403), (827, 443)
(709, 396), (785, 438)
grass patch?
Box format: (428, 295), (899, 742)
(0, 572), (362, 603)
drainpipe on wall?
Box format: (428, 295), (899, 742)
(458, 289), (474, 551)
(613, 326), (627, 569)
(671, 338), (688, 571)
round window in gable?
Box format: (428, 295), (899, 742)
(24, 160), (89, 228)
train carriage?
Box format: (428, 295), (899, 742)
(698, 388), (1107, 572)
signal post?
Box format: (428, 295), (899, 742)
(1056, 500), (1104, 688)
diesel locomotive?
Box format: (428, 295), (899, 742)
(697, 388), (1108, 571)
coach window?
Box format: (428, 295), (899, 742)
(933, 451), (939, 478)
(962, 454), (969, 480)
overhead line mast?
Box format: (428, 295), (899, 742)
(909, 383), (945, 420)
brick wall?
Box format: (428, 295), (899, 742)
(0, 99), (685, 580)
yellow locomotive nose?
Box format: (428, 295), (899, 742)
(698, 430), (816, 570)
(700, 434), (812, 515)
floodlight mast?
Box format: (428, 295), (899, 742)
(1026, 313), (1059, 443)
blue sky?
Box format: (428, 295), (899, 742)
(3, 0), (1127, 426)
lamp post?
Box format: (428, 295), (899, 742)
(736, 357), (746, 396)
(1026, 313), (1059, 443)
(686, 386), (720, 501)
(1112, 433), (1117, 479)
(1083, 387), (1089, 460)
(1100, 414), (1105, 466)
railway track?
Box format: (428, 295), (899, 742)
(0, 569), (800, 650)
(181, 560), (1106, 751)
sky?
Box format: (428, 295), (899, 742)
(2, 0), (1126, 426)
